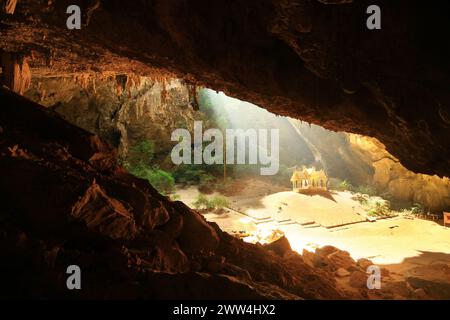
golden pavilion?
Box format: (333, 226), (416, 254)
(290, 166), (328, 192)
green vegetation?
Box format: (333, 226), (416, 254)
(169, 194), (181, 201)
(173, 164), (217, 188)
(210, 195), (230, 209)
(352, 192), (393, 217)
(352, 193), (369, 206)
(411, 202), (425, 215)
(367, 200), (391, 217)
(144, 169), (175, 195)
(337, 179), (354, 192)
(336, 179), (378, 197)
(123, 140), (175, 195)
(353, 185), (377, 196)
(192, 193), (230, 211)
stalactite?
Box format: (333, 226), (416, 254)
(3, 0), (18, 14)
(187, 83), (199, 111)
(1, 52), (31, 95)
(161, 79), (167, 105)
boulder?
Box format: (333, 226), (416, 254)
(413, 288), (429, 300)
(264, 236), (292, 257)
(336, 268), (350, 277)
(206, 256), (226, 273)
(301, 249), (316, 268)
(177, 206), (220, 255)
(357, 258), (373, 270)
(302, 249), (328, 268)
(315, 245), (339, 258)
(382, 281), (412, 299)
(326, 250), (357, 271)
(349, 270), (368, 289)
(159, 208), (184, 238)
(71, 181), (137, 240)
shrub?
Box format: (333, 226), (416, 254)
(170, 193), (180, 201)
(192, 193), (211, 210)
(145, 169), (175, 195)
(352, 193), (369, 205)
(354, 185), (377, 196)
(199, 173), (215, 190)
(337, 179), (354, 191)
(192, 194), (230, 210)
(367, 200), (391, 217)
(128, 140), (154, 165)
(173, 164), (220, 186)
(210, 196), (230, 209)
(411, 202), (425, 215)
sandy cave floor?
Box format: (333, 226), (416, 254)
(175, 179), (450, 285)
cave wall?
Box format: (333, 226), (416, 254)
(349, 135), (450, 212)
(0, 0), (449, 178)
(24, 75), (203, 164)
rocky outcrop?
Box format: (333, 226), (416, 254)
(71, 181), (138, 240)
(0, 87), (350, 299)
(301, 245), (450, 299)
(1, 1), (449, 178)
(349, 135), (450, 212)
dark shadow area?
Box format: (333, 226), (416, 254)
(298, 189), (337, 202)
(382, 251), (450, 300)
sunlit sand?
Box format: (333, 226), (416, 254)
(177, 185), (450, 267)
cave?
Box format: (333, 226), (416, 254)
(1, 0), (450, 302)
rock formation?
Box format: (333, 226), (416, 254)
(23, 75), (203, 161)
(1, 52), (31, 95)
(349, 135), (450, 212)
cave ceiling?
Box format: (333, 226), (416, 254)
(1, 0), (449, 177)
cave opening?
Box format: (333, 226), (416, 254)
(21, 74), (450, 270)
(2, 0), (450, 301)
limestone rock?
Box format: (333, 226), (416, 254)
(357, 258), (373, 271)
(1, 53), (31, 95)
(177, 204), (220, 255)
(159, 207), (184, 238)
(381, 281), (412, 299)
(301, 249), (316, 268)
(336, 268), (350, 277)
(264, 236), (292, 257)
(316, 245), (339, 258)
(3, 0), (17, 14)
(71, 181), (137, 240)
(326, 249), (356, 271)
(349, 270), (368, 289)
